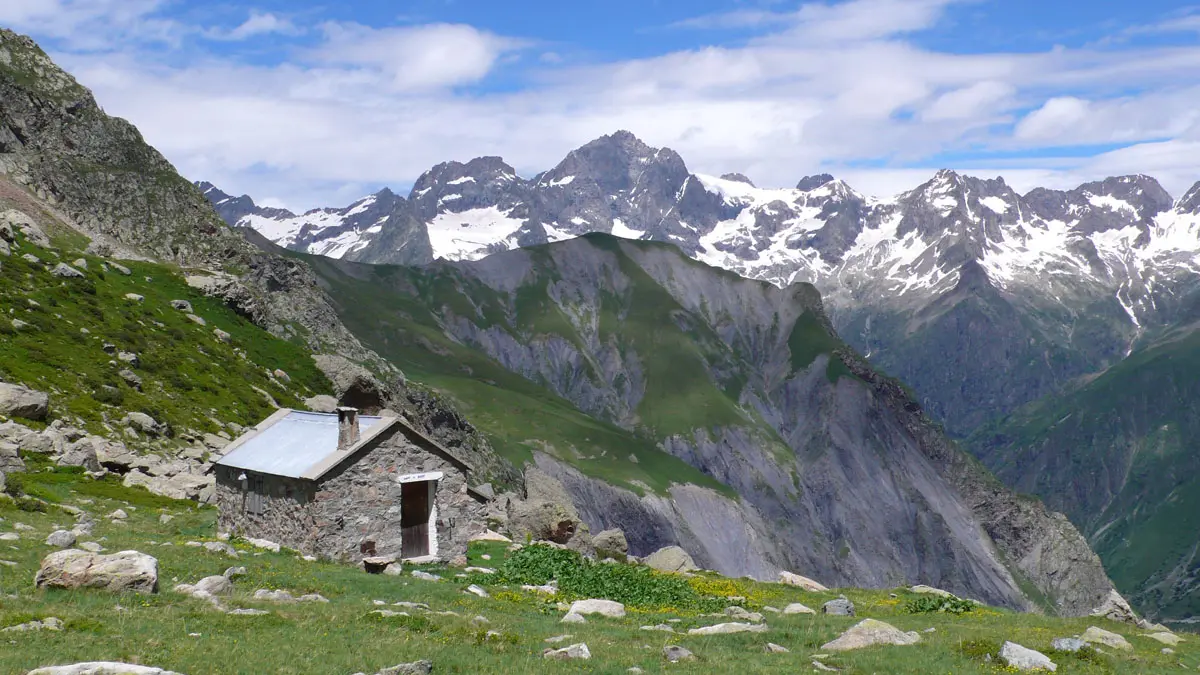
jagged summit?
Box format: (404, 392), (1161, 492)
(721, 172), (755, 186)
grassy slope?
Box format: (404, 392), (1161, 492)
(0, 228), (330, 436)
(969, 328), (1200, 617)
(1, 466), (1194, 674)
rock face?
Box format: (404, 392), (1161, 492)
(1000, 641), (1057, 672)
(35, 549), (159, 593)
(0, 382), (48, 419)
(820, 619), (922, 651)
(644, 546), (699, 573)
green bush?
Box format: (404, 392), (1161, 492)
(475, 544), (727, 611)
(906, 595), (977, 615)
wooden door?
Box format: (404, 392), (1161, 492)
(401, 481), (432, 558)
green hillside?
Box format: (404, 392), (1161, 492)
(970, 324), (1200, 619)
(0, 220), (331, 437)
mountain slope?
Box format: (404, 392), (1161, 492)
(296, 233), (1114, 615)
(970, 314), (1200, 621)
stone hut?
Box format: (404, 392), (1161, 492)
(213, 407), (488, 562)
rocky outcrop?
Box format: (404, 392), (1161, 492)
(820, 619), (921, 651)
(35, 549), (159, 593)
(0, 381), (48, 419)
(644, 546), (698, 573)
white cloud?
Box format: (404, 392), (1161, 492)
(0, 0), (182, 50)
(20, 0), (1200, 210)
(213, 11), (302, 41)
(310, 22), (525, 91)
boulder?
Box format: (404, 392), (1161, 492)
(783, 603), (815, 615)
(312, 354), (387, 411)
(363, 556), (397, 574)
(560, 612), (587, 624)
(542, 643), (591, 660)
(51, 263), (84, 278)
(1, 210), (50, 247)
(507, 499), (582, 545)
(304, 395), (338, 413)
(0, 442), (24, 473)
(193, 575), (233, 596)
(687, 622), (768, 636)
(170, 300), (193, 313)
(0, 382), (49, 420)
(253, 589), (295, 603)
(822, 597), (855, 616)
(910, 584), (955, 598)
(1000, 641), (1057, 671)
(820, 619), (922, 651)
(1081, 626), (1132, 650)
(28, 664), (184, 675)
(117, 369), (143, 390)
(1143, 632), (1182, 646)
(35, 549), (159, 593)
(1090, 589), (1139, 626)
(779, 570), (828, 592)
(644, 545), (698, 573)
(765, 642), (790, 653)
(59, 438), (102, 472)
(593, 528), (628, 559)
(468, 529), (511, 543)
(122, 412), (163, 436)
(663, 645), (696, 662)
(45, 530), (77, 548)
(568, 599), (626, 618)
(213, 328), (232, 343)
(1051, 637), (1088, 652)
(2, 617), (63, 632)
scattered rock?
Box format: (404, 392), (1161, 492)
(779, 570), (828, 592)
(45, 530), (77, 548)
(35, 549), (158, 593)
(543, 643), (591, 660)
(643, 545), (698, 573)
(1143, 632), (1182, 646)
(640, 624), (674, 632)
(193, 575), (233, 596)
(227, 608), (270, 616)
(118, 369), (143, 390)
(78, 542), (103, 553)
(108, 509), (128, 520)
(464, 566), (495, 574)
(253, 589), (295, 603)
(382, 562), (403, 576)
(1051, 637), (1088, 652)
(468, 529), (511, 543)
(822, 597), (855, 616)
(186, 314), (206, 326)
(170, 300), (193, 313)
(117, 352), (139, 368)
(122, 412), (163, 436)
(2, 210), (50, 247)
(124, 293), (145, 302)
(272, 369), (290, 382)
(411, 570), (441, 581)
(2, 617), (63, 632)
(299, 593), (328, 603)
(28, 663), (183, 675)
(544, 634), (573, 643)
(204, 542), (238, 557)
(0, 532), (19, 541)
(21, 253), (41, 266)
(1000, 641), (1058, 672)
(50, 263), (84, 278)
(223, 566), (247, 579)
(820, 619), (921, 651)
(213, 328), (231, 343)
(362, 556), (397, 574)
(1081, 625), (1132, 651)
(764, 642), (790, 653)
(783, 602), (816, 615)
(375, 661), (433, 675)
(569, 598), (626, 618)
(663, 645), (695, 662)
(561, 612), (587, 624)
(0, 382), (49, 420)
(245, 537), (280, 552)
(910, 584), (955, 598)
(465, 584), (489, 598)
(687, 622), (768, 636)
(724, 606), (764, 622)
(811, 660), (839, 672)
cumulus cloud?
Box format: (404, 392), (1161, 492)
(23, 0), (1200, 209)
(212, 11), (303, 41)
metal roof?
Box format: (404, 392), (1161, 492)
(214, 410), (386, 478)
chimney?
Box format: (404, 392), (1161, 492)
(337, 407), (360, 451)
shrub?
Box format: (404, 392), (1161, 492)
(476, 544), (728, 611)
(906, 595), (977, 615)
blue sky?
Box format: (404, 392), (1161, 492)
(4, 0), (1200, 210)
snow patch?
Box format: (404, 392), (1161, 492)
(427, 206), (526, 261)
(611, 219), (645, 239)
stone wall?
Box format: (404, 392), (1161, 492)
(214, 466), (319, 550)
(214, 425), (488, 562)
(311, 428), (487, 562)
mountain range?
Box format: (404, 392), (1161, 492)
(204, 133), (1200, 621)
